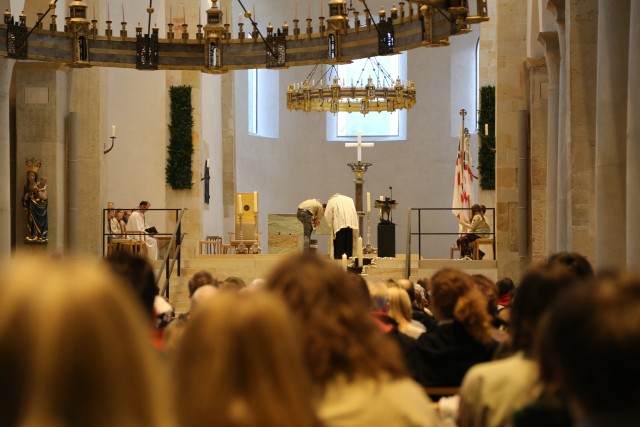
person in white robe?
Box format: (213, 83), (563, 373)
(324, 193), (359, 259)
(127, 201), (159, 260)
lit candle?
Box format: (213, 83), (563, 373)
(237, 194), (243, 212)
(253, 191), (258, 212)
(205, 158), (210, 168)
(485, 123), (489, 136)
(366, 192), (371, 213)
(111, 125), (116, 137)
(357, 237), (363, 267)
(238, 12), (243, 23)
(342, 253), (348, 271)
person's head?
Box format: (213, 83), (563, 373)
(480, 204), (487, 214)
(190, 285), (218, 311)
(471, 204), (482, 217)
(138, 201), (151, 212)
(387, 287), (413, 328)
(265, 253), (406, 387)
(496, 277), (515, 298)
(0, 255), (172, 427)
(537, 272), (640, 418)
(368, 279), (390, 312)
(27, 170), (36, 183)
(220, 276), (247, 292)
(546, 252), (594, 281)
(396, 278), (416, 305)
(188, 270), (217, 297)
(123, 210), (131, 220)
(104, 251), (158, 320)
(429, 268), (493, 345)
(173, 291), (320, 427)
(471, 274), (499, 316)
(509, 266), (580, 354)
(116, 209), (124, 220)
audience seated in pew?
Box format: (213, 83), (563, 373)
(265, 253), (441, 427)
(458, 264), (583, 427)
(173, 291), (322, 427)
(416, 268), (497, 388)
(0, 255), (174, 427)
(533, 270), (640, 427)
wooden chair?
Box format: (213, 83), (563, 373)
(119, 231), (147, 256)
(472, 237), (495, 260)
(449, 245), (460, 259)
(199, 236), (223, 255)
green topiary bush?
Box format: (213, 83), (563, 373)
(166, 85), (194, 189)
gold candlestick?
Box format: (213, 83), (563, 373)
(236, 213), (249, 254)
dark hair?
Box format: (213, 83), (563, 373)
(471, 274), (498, 316)
(510, 266), (579, 353)
(188, 270), (217, 297)
(265, 253), (406, 387)
(496, 278), (515, 297)
(546, 252), (594, 280)
(348, 272), (371, 308)
(105, 252), (157, 317)
(471, 204), (482, 217)
(537, 272), (640, 414)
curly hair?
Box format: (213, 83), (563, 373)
(265, 253), (406, 387)
(430, 268), (493, 345)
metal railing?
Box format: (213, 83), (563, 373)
(101, 208), (187, 297)
(404, 207), (496, 278)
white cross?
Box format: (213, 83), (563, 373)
(345, 130), (375, 162)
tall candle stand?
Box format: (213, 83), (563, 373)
(235, 212), (249, 254)
(363, 211), (377, 254)
(250, 211), (262, 254)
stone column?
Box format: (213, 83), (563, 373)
(538, 31), (559, 257)
(565, 0), (597, 261)
(626, 1), (640, 268)
(495, 0), (528, 279)
(595, 0), (630, 269)
(0, 57), (14, 257)
(67, 68), (105, 256)
(548, 0), (568, 252)
(524, 57), (549, 265)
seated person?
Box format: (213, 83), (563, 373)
(416, 268), (496, 387)
(457, 204), (491, 259)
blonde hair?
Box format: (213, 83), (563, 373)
(173, 291), (321, 427)
(0, 254), (173, 427)
(387, 287), (413, 332)
(430, 268), (493, 345)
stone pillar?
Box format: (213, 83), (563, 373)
(524, 57), (549, 265)
(595, 0), (630, 269)
(221, 71), (237, 235)
(0, 57), (14, 258)
(67, 68), (105, 256)
(626, 1), (640, 268)
(548, 0), (568, 252)
(538, 31), (559, 257)
(565, 0), (597, 261)
(15, 63), (68, 254)
(495, 0), (528, 279)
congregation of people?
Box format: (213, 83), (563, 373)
(2, 249), (640, 427)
